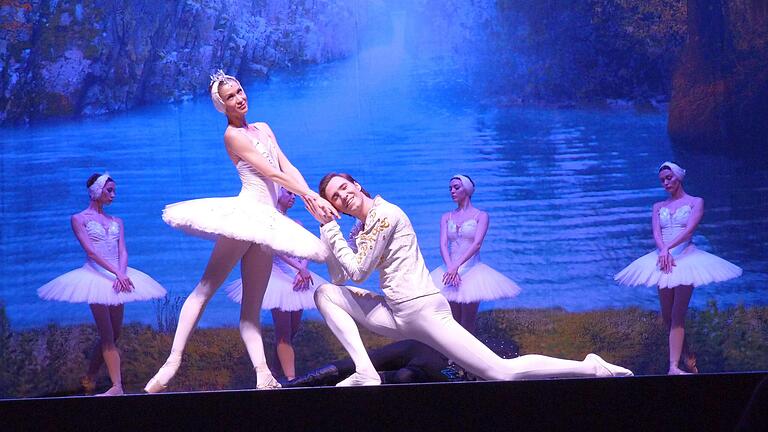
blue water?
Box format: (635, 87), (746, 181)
(1, 17), (766, 330)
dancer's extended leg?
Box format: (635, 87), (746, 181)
(240, 244), (277, 388)
(314, 284), (403, 386)
(395, 294), (631, 380)
(145, 237), (249, 392)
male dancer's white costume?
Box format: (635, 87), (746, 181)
(316, 196), (632, 385)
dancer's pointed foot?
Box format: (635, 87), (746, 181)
(256, 374), (283, 390)
(95, 385), (124, 397)
(335, 371), (381, 387)
(668, 366), (692, 375)
(256, 371), (282, 390)
(585, 353), (634, 377)
(144, 357), (181, 393)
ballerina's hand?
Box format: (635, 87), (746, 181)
(443, 268), (461, 287)
(293, 269), (313, 291)
(665, 255), (676, 274)
(315, 196), (340, 220)
(115, 273), (134, 293)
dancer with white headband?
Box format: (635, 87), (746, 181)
(38, 173), (166, 396)
(430, 174), (520, 333)
(145, 71), (337, 392)
(615, 162), (742, 375)
(309, 172), (632, 387)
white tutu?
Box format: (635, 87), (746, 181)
(615, 244), (742, 289)
(162, 195), (328, 262)
(431, 262), (521, 303)
(223, 260), (327, 311)
(38, 262), (167, 305)
(433, 215), (521, 303)
(162, 129), (328, 262)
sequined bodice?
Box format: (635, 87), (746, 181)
(659, 205), (692, 243)
(235, 127), (280, 206)
(447, 217), (480, 265)
(85, 219), (120, 266)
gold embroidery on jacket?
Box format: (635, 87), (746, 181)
(355, 217), (391, 264)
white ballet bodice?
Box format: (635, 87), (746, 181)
(85, 219), (120, 267)
(235, 128), (280, 206)
(659, 205), (692, 255)
(447, 217), (480, 268)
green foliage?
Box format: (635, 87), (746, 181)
(0, 304), (765, 398)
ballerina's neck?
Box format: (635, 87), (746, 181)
(87, 200), (105, 214)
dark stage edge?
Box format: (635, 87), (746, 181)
(2, 372), (766, 431)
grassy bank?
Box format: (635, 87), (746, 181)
(1, 302), (766, 398)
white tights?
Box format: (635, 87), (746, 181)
(156, 236), (273, 384)
(314, 284), (608, 381)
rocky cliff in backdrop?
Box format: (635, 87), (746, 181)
(0, 0), (359, 124)
(668, 0), (768, 152)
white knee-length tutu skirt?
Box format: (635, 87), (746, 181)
(162, 194), (328, 262)
(615, 244), (742, 289)
(431, 260), (521, 304)
(223, 268), (327, 311)
(37, 262), (167, 305)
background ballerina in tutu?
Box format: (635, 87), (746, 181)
(145, 71), (337, 392)
(615, 162), (742, 375)
(37, 173), (166, 396)
(224, 187), (328, 381)
(430, 175), (521, 333)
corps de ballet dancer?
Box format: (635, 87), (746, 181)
(615, 162), (742, 375)
(430, 175), (521, 333)
(38, 173), (166, 396)
(309, 172), (633, 386)
(144, 71), (337, 392)
(224, 187), (328, 380)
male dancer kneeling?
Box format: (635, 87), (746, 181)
(309, 173), (633, 386)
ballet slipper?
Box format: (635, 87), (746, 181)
(668, 366), (692, 375)
(95, 385), (124, 397)
(585, 353), (634, 377)
(144, 357), (181, 393)
(335, 371), (381, 387)
(255, 370), (282, 390)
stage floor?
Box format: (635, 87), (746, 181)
(1, 372), (766, 431)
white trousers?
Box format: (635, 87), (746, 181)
(314, 284), (604, 380)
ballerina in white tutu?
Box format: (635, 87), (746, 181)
(430, 175), (520, 333)
(615, 162), (742, 375)
(38, 173), (166, 396)
(144, 71), (337, 392)
(224, 187), (328, 380)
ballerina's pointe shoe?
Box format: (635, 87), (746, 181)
(255, 372), (282, 390)
(95, 385), (124, 397)
(144, 358), (181, 393)
(668, 366), (692, 376)
(585, 353), (634, 377)
(335, 371), (382, 387)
